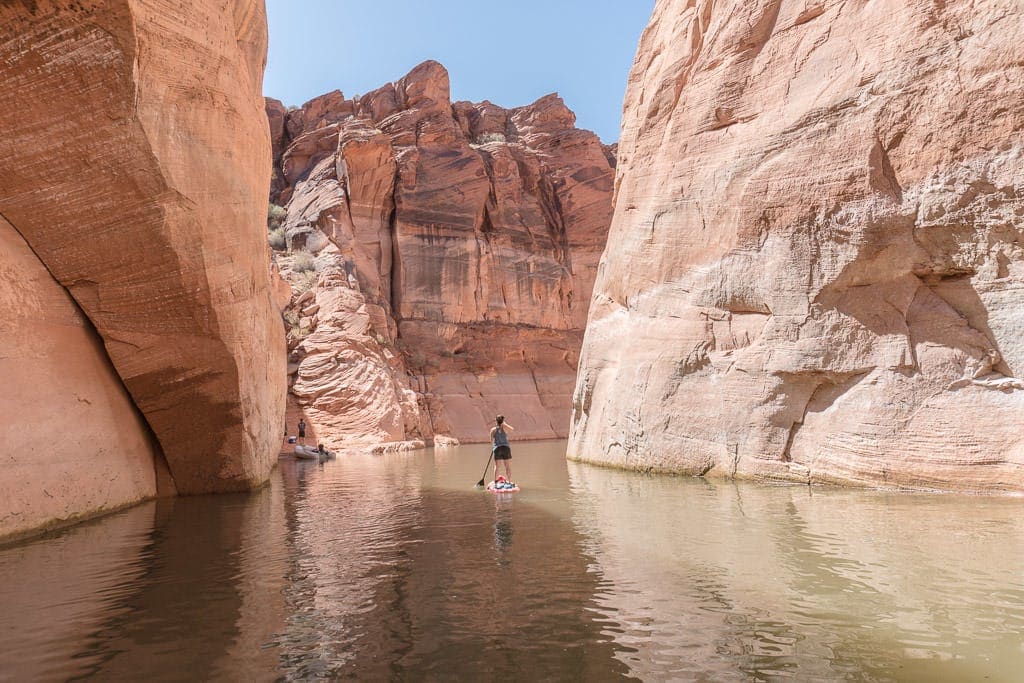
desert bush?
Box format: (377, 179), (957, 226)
(291, 249), (317, 273)
(286, 323), (311, 345)
(283, 308), (309, 343)
(268, 227), (286, 250)
(291, 269), (318, 295)
(474, 132), (506, 145)
(267, 203), (287, 229)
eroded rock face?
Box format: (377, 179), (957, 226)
(570, 0), (1024, 490)
(0, 1), (285, 496)
(270, 61), (614, 446)
(0, 218), (164, 540)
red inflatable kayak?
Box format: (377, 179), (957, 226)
(486, 476), (520, 493)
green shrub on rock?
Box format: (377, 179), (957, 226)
(267, 203), (287, 229)
(268, 227), (286, 250)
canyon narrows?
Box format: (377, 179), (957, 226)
(570, 0), (1024, 491)
(3, 0), (1021, 549)
(269, 61), (614, 448)
(0, 0), (285, 540)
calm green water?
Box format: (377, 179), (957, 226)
(1, 440), (1023, 681)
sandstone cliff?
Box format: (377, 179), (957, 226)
(0, 217), (164, 540)
(569, 0), (1024, 490)
(0, 0), (284, 537)
(269, 61), (614, 446)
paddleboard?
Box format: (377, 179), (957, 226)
(486, 477), (520, 493)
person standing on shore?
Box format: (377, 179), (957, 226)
(297, 418), (307, 445)
(490, 415), (514, 487)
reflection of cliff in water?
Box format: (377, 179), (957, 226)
(272, 453), (426, 676)
(0, 479), (289, 681)
(567, 462), (1024, 681)
(0, 444), (633, 679)
(81, 485), (289, 680)
(273, 451), (630, 679)
(0, 503), (156, 680)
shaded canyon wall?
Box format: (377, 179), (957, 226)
(269, 61), (614, 447)
(570, 0), (1024, 491)
(0, 0), (285, 539)
(0, 217), (162, 540)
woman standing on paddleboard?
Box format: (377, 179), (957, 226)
(490, 415), (515, 488)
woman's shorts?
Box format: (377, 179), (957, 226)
(493, 445), (511, 460)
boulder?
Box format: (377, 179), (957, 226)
(370, 440), (427, 455)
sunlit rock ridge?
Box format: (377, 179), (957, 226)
(0, 0), (285, 540)
(268, 61), (614, 447)
(570, 0), (1024, 491)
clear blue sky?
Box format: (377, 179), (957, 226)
(263, 1), (655, 142)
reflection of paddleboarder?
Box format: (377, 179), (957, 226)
(490, 415), (514, 488)
(493, 504), (513, 555)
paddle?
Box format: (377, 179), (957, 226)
(476, 450), (494, 488)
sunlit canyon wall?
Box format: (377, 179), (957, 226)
(268, 61), (614, 448)
(570, 0), (1024, 491)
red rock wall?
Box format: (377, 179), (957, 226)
(0, 0), (285, 500)
(570, 0), (1024, 491)
(0, 218), (164, 540)
(270, 61), (614, 447)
